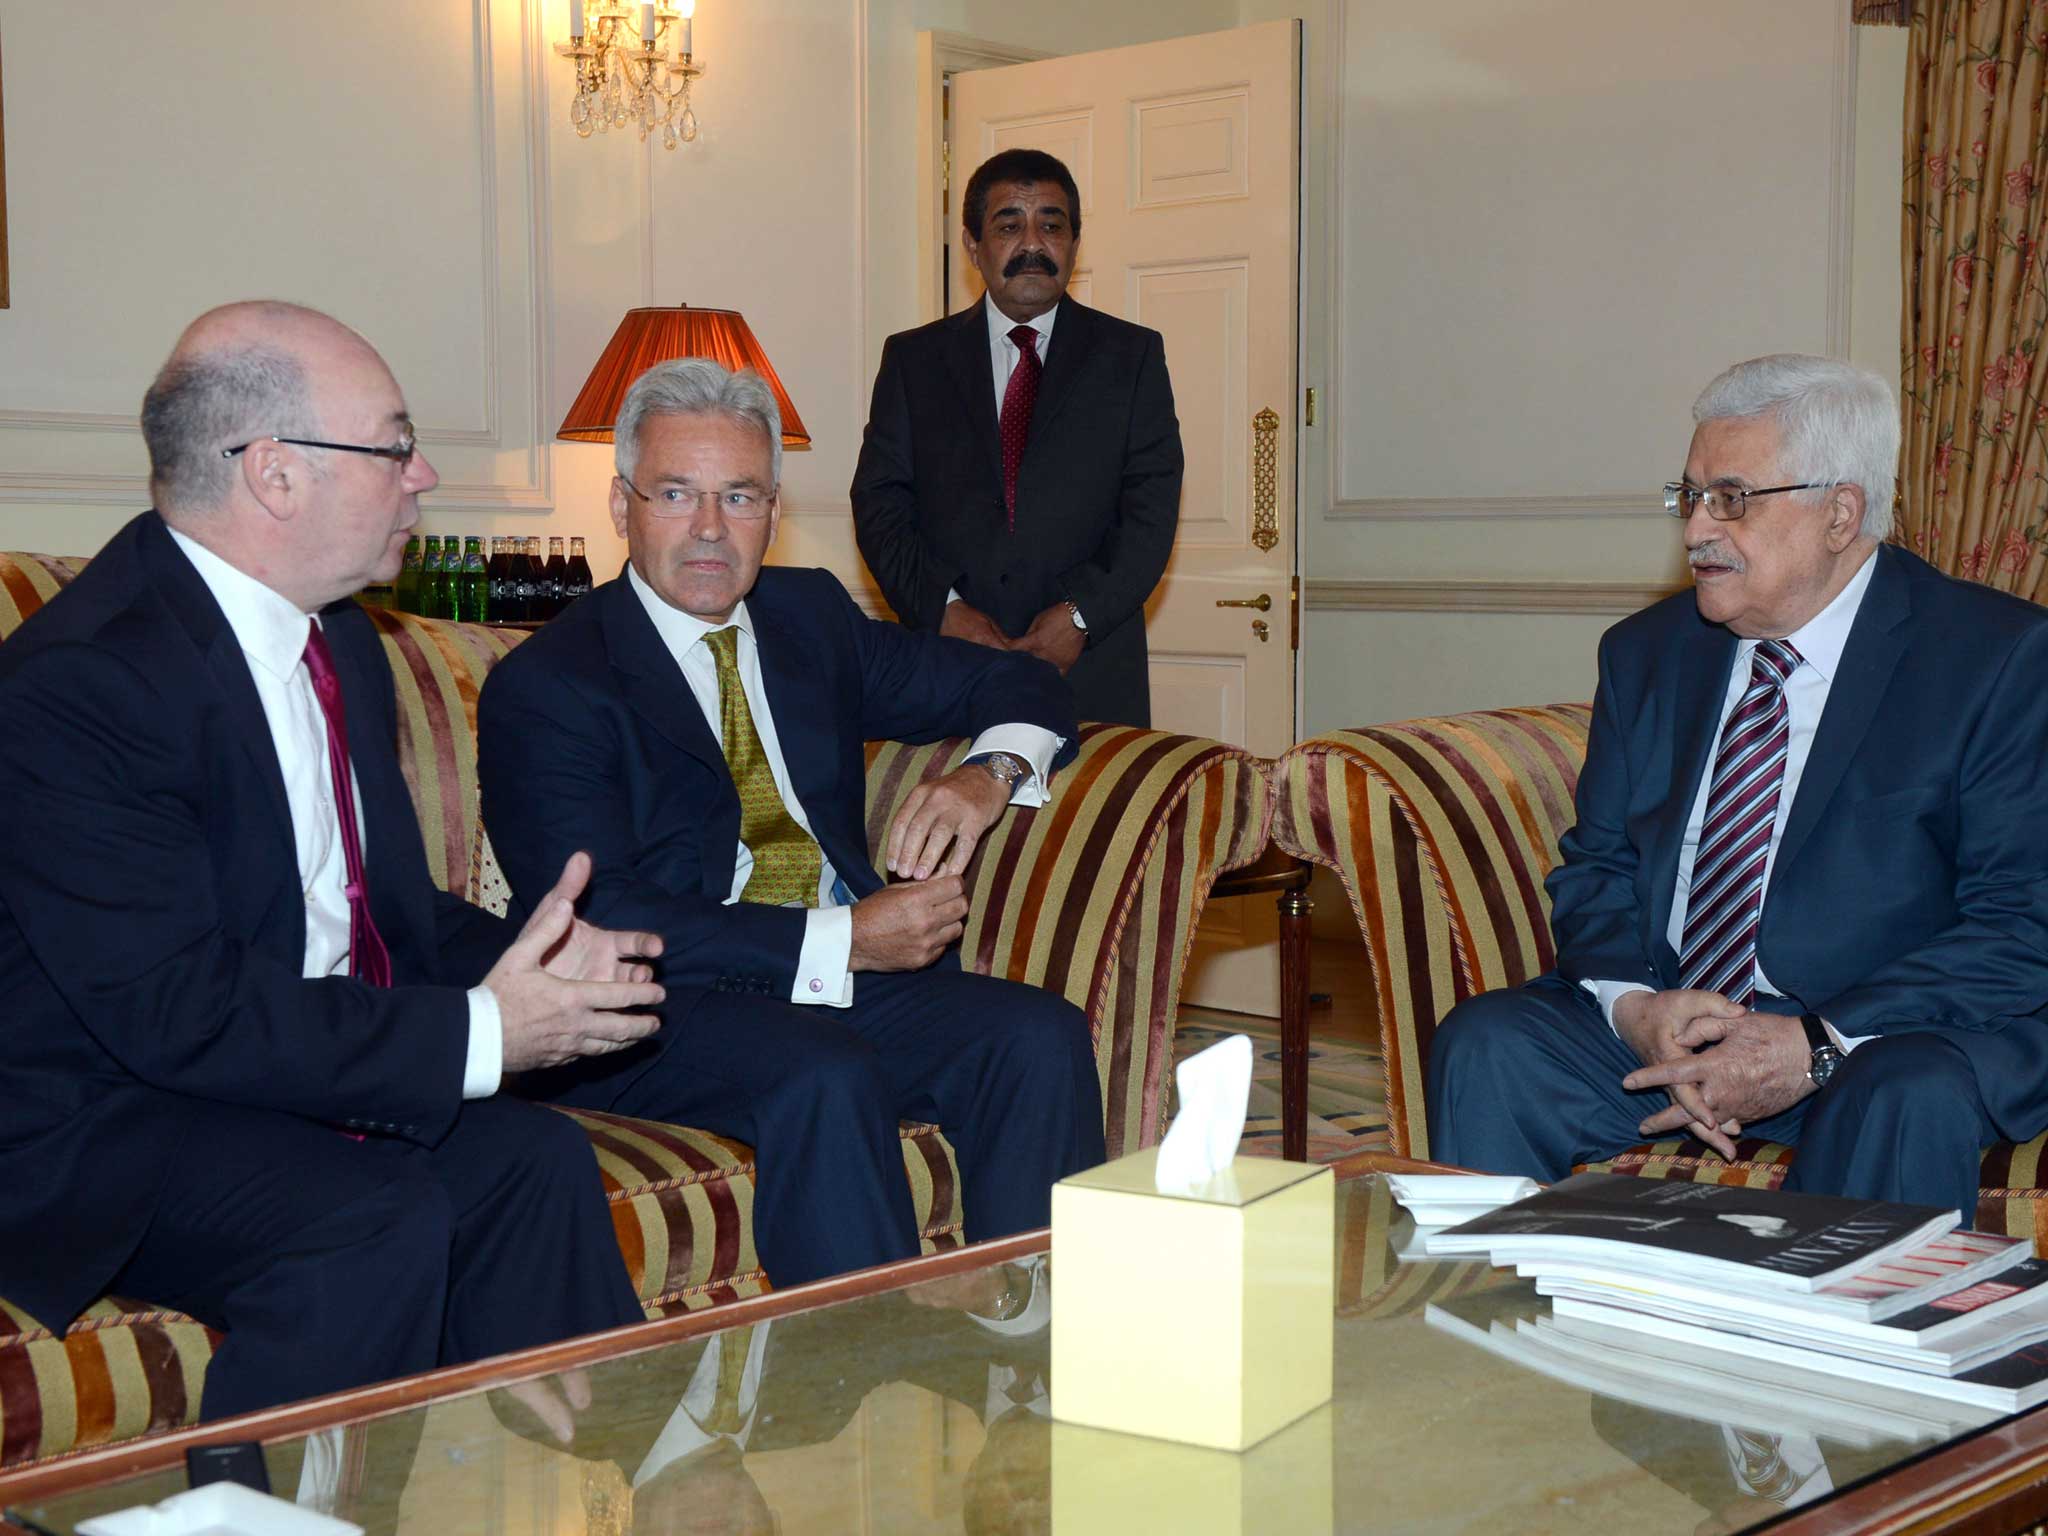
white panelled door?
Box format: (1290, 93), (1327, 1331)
(952, 21), (1302, 1014)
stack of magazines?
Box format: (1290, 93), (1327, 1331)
(1419, 1172), (2048, 1417)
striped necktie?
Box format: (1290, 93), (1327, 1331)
(703, 626), (822, 907)
(1678, 638), (1802, 1006)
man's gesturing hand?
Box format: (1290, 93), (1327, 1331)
(1626, 1011), (1816, 1141)
(1012, 603), (1086, 674)
(941, 599), (1011, 651)
(851, 874), (968, 972)
(1612, 988), (1748, 1160)
(488, 851), (666, 1074)
(885, 765), (1012, 881)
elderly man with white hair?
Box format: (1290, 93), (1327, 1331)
(1427, 353), (2048, 1223)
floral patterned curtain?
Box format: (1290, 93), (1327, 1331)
(1898, 0), (2048, 595)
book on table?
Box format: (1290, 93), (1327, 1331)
(1424, 1171), (1958, 1292)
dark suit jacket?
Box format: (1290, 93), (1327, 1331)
(849, 298), (1184, 726)
(475, 565), (1077, 1022)
(0, 513), (511, 1332)
(1548, 544), (2048, 1137)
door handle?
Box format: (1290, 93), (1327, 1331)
(1215, 593), (1272, 611)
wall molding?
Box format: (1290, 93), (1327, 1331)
(0, 0), (556, 515)
(1323, 7), (1860, 521)
(1304, 578), (1677, 616)
(1327, 492), (1655, 521)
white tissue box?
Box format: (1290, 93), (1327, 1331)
(1051, 1403), (1333, 1535)
(1050, 1147), (1334, 1451)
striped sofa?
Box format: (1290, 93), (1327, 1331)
(0, 549), (1268, 1470)
(1270, 707), (2048, 1252)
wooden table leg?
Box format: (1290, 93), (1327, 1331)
(1279, 885), (1314, 1162)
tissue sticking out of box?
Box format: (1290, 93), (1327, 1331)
(1156, 1034), (1254, 1194)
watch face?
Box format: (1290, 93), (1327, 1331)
(1811, 1047), (1844, 1088)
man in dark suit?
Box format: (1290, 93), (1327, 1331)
(478, 358), (1105, 1291)
(850, 147), (1184, 727)
(0, 302), (667, 1419)
(1426, 354), (2048, 1223)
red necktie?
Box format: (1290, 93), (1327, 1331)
(999, 324), (1042, 531)
(1678, 638), (1802, 1006)
(301, 623), (394, 987)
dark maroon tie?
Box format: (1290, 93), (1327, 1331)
(999, 324), (1042, 531)
(301, 623), (393, 987)
(1678, 638), (1802, 1006)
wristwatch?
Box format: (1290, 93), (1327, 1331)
(1801, 1013), (1845, 1089)
(975, 751), (1028, 791)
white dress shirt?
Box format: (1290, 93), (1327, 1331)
(1589, 547), (1880, 1049)
(169, 528), (503, 1096)
(627, 566), (1062, 1008)
(633, 1322), (775, 1485)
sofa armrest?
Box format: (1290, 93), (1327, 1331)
(865, 723), (1270, 1159)
(1269, 706), (1592, 1159)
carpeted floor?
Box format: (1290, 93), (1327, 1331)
(1171, 1007), (1390, 1164)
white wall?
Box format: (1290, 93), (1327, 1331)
(1275, 0), (1908, 732)
(0, 0), (1234, 583)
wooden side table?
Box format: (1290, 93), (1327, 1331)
(1208, 845), (1315, 1161)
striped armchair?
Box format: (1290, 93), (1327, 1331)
(0, 549), (1267, 1469)
(1270, 707), (2048, 1253)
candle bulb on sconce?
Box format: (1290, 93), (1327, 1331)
(555, 0), (706, 146)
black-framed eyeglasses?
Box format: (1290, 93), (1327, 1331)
(619, 477), (775, 520)
(1662, 479), (1831, 521)
(221, 420), (418, 466)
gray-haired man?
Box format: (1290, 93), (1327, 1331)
(1427, 354), (2048, 1223)
(478, 359), (1105, 1289)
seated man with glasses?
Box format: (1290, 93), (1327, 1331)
(477, 358), (1105, 1290)
(0, 301), (668, 1419)
(1425, 353), (2048, 1222)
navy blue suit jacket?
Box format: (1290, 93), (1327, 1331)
(0, 513), (512, 1331)
(475, 566), (1077, 1015)
(1548, 544), (2048, 1137)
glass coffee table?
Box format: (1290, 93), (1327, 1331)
(7, 1151), (2048, 1535)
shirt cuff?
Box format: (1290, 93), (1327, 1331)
(947, 587), (963, 606)
(792, 905), (854, 1007)
(463, 986), (504, 1098)
(1821, 1017), (1871, 1054)
(1583, 979), (1654, 1037)
(965, 724), (1064, 808)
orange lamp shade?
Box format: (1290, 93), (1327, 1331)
(557, 305), (810, 448)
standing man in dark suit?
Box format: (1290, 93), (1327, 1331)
(851, 148), (1184, 727)
(478, 359), (1105, 1292)
(1427, 354), (2048, 1223)
(0, 302), (667, 1420)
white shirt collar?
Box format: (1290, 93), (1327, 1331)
(166, 525), (314, 683)
(626, 561), (754, 662)
(985, 293), (1057, 355)
(1749, 544), (1880, 685)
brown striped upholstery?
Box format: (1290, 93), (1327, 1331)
(0, 550), (1259, 1469)
(1271, 707), (2048, 1256)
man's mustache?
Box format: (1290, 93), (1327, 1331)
(1003, 251), (1059, 278)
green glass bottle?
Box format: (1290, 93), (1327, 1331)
(418, 537), (444, 618)
(394, 536), (423, 614)
(460, 535), (490, 624)
(433, 536), (460, 621)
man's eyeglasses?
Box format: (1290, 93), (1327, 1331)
(221, 420), (418, 466)
(620, 478), (775, 520)
(1662, 479), (1831, 521)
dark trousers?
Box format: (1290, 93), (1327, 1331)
(1424, 975), (1996, 1225)
(528, 966), (1106, 1287)
(108, 1096), (644, 1421)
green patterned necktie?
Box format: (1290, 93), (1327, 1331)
(704, 626), (822, 907)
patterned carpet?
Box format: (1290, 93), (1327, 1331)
(1171, 1008), (1390, 1164)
